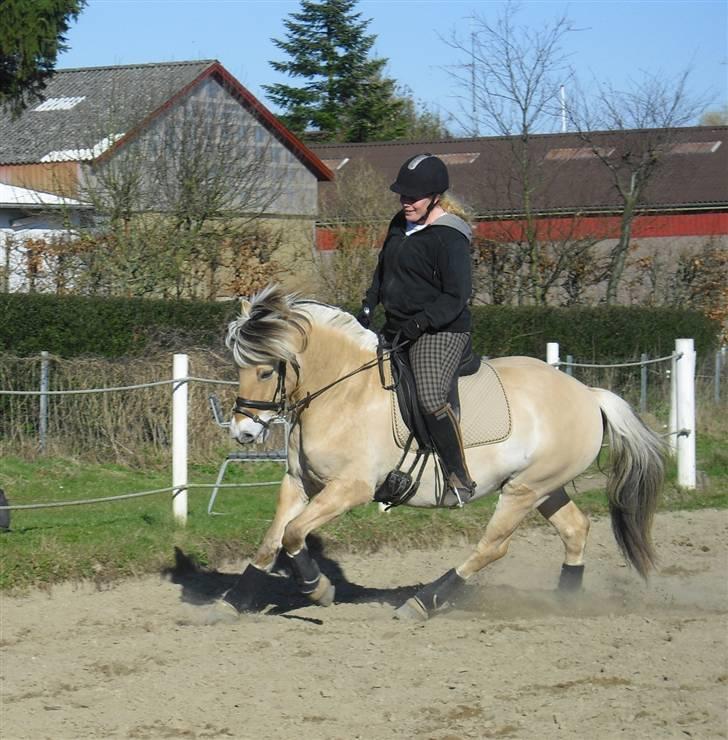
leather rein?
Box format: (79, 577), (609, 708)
(232, 339), (403, 428)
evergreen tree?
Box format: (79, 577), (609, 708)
(0, 0), (86, 116)
(264, 0), (405, 142)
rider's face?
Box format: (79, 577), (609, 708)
(400, 193), (437, 224)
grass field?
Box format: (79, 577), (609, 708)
(1, 425), (726, 592)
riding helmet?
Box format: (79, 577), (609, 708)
(390, 154), (449, 199)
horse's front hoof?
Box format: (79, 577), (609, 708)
(309, 574), (335, 606)
(207, 597), (242, 624)
(393, 597), (429, 621)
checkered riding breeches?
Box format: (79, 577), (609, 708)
(408, 332), (469, 415)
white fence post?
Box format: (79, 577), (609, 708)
(172, 353), (189, 524)
(546, 342), (560, 368)
(39, 351), (50, 453)
(675, 338), (696, 490)
(668, 350), (678, 457)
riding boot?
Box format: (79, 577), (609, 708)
(424, 403), (476, 507)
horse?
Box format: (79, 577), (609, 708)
(218, 284), (665, 620)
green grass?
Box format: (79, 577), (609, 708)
(1, 428), (726, 591)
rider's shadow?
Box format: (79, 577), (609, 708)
(163, 534), (422, 616)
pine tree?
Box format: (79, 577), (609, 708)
(0, 0), (86, 116)
(264, 0), (405, 142)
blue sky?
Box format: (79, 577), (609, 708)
(59, 0), (728, 133)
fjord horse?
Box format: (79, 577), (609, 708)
(220, 285), (664, 620)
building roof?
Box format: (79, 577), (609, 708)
(0, 182), (88, 209)
(311, 126), (728, 217)
(0, 60), (333, 181)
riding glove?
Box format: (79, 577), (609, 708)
(401, 316), (425, 341)
(356, 303), (372, 328)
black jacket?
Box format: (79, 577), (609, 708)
(364, 211), (473, 336)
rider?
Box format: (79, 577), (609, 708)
(357, 153), (476, 506)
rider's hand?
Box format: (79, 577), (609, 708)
(356, 303), (372, 329)
(401, 316), (424, 341)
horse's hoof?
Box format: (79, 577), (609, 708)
(309, 574), (335, 607)
(393, 597), (429, 621)
(207, 598), (242, 624)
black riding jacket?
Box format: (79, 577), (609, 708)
(364, 211), (473, 336)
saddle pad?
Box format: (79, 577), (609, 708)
(389, 360), (512, 449)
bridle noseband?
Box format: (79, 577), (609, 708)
(232, 360), (290, 429)
(231, 338), (406, 428)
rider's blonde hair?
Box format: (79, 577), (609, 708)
(439, 193), (473, 225)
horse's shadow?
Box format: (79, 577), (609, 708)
(163, 534), (422, 616)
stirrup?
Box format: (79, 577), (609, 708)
(441, 473), (475, 509)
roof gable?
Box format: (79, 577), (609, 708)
(0, 60), (332, 182)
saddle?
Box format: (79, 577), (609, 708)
(375, 336), (489, 508)
(379, 336), (480, 451)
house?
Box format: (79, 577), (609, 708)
(312, 126), (728, 303)
(0, 60), (333, 297)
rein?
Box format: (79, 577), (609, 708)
(233, 338), (405, 429)
(233, 338), (406, 424)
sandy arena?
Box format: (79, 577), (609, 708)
(1, 509), (726, 739)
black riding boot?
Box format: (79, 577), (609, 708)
(424, 403), (476, 507)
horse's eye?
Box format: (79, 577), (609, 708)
(259, 368), (275, 380)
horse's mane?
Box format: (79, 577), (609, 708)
(225, 284), (377, 367)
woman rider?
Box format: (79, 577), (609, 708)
(357, 153), (476, 506)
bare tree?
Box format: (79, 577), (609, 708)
(569, 69), (708, 303)
(308, 160), (393, 305)
(444, 2), (591, 305)
(40, 81), (291, 299)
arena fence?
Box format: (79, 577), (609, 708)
(0, 338), (707, 523)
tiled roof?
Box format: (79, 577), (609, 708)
(0, 61), (214, 165)
(312, 126), (728, 215)
(0, 60), (333, 181)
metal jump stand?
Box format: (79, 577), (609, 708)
(206, 394), (288, 515)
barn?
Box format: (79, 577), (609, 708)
(0, 60), (333, 296)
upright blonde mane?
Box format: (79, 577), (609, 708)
(225, 284), (377, 367)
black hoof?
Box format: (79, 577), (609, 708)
(222, 563), (271, 613)
(558, 563), (585, 592)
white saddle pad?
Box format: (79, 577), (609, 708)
(390, 359), (512, 449)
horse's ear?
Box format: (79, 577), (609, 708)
(239, 297), (252, 317)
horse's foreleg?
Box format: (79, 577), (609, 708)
(396, 482), (539, 621)
(537, 488), (590, 591)
(281, 477), (373, 606)
(222, 474), (307, 613)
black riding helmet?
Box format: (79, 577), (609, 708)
(390, 154), (449, 199)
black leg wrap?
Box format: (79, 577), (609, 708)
(537, 487), (571, 519)
(286, 547), (322, 595)
(222, 563), (271, 613)
(558, 563), (585, 592)
(412, 568), (466, 615)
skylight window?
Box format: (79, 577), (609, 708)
(33, 96), (86, 111)
(438, 153), (480, 165)
(40, 134), (124, 162)
(669, 141), (721, 155)
(545, 147), (614, 161)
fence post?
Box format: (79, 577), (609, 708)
(675, 338), (696, 490)
(640, 353), (648, 413)
(172, 353), (188, 524)
(715, 348), (724, 404)
(39, 351), (49, 453)
(565, 354), (573, 377)
(546, 342), (560, 368)
(668, 351), (678, 457)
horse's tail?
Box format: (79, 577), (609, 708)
(591, 388), (666, 579)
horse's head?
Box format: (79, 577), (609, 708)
(225, 284), (310, 444)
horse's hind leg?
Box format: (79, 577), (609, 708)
(537, 487), (590, 591)
(395, 480), (539, 621)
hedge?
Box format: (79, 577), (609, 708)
(0, 292), (721, 360)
